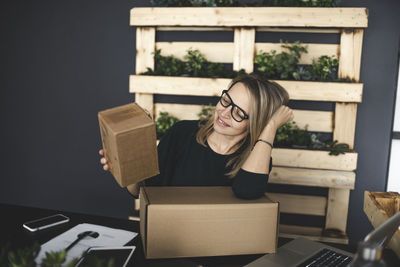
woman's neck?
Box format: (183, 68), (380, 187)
(207, 131), (246, 155)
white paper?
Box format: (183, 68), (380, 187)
(35, 223), (138, 265)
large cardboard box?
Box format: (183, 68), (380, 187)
(98, 103), (159, 187)
(140, 186), (279, 259)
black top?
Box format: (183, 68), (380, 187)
(144, 120), (272, 199)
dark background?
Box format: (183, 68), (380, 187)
(1, 0), (399, 245)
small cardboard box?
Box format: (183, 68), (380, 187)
(140, 186), (279, 259)
(98, 103), (159, 187)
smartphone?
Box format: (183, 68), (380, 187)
(22, 214), (70, 232)
(75, 246), (136, 267)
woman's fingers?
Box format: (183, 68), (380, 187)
(103, 164), (109, 171)
(100, 157), (107, 164)
(99, 149), (104, 156)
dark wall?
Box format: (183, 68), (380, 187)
(1, 0), (399, 245)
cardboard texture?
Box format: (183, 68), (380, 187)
(140, 186), (279, 259)
(98, 103), (159, 187)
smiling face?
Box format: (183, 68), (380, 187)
(213, 82), (250, 138)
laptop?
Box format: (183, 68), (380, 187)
(244, 211), (400, 267)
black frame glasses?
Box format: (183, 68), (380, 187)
(219, 90), (249, 122)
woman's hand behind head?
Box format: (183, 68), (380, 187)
(267, 105), (294, 132)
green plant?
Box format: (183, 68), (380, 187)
(262, 0), (339, 7)
(7, 243), (40, 267)
(1, 243), (116, 267)
(144, 49), (226, 78)
(184, 49), (207, 76)
(197, 104), (215, 121)
(214, 0), (240, 6)
(156, 112), (180, 138)
(309, 55), (339, 81)
(1, 243), (10, 267)
(291, 126), (311, 147)
(275, 121), (295, 147)
(310, 133), (326, 149)
(144, 49), (186, 76)
(275, 122), (350, 155)
(293, 66), (312, 81)
(255, 41), (308, 80)
(325, 140), (351, 155)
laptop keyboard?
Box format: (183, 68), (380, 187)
(297, 248), (353, 267)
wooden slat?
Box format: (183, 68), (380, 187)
(135, 27), (156, 116)
(233, 28), (255, 72)
(293, 109), (332, 132)
(155, 103), (333, 132)
(130, 75), (363, 102)
(272, 148), (358, 171)
(155, 42), (339, 65)
(324, 28), (365, 237)
(277, 80), (363, 102)
(157, 26), (341, 34)
(325, 189), (350, 233)
(135, 27), (156, 74)
(266, 193), (327, 216)
(279, 225), (349, 244)
(130, 7), (368, 28)
(135, 94), (154, 117)
(334, 103), (357, 148)
(338, 29), (364, 83)
(269, 167), (355, 189)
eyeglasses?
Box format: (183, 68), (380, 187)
(219, 90), (249, 122)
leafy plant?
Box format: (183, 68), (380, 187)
(214, 0), (240, 6)
(41, 250), (81, 267)
(293, 66), (312, 81)
(325, 140), (351, 155)
(310, 133), (326, 150)
(197, 104), (215, 121)
(156, 112), (180, 139)
(144, 49), (244, 78)
(1, 243), (117, 267)
(255, 41), (308, 80)
(309, 55), (339, 81)
(275, 122), (351, 155)
(7, 243), (40, 267)
(262, 0), (339, 7)
(275, 121), (295, 147)
(144, 49), (186, 76)
(275, 122), (311, 148)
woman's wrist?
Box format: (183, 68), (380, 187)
(259, 123), (277, 141)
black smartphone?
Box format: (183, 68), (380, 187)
(22, 214), (70, 232)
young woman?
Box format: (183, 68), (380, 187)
(99, 74), (293, 199)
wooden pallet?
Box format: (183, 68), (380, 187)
(129, 7), (368, 244)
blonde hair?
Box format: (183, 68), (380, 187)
(196, 73), (289, 178)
